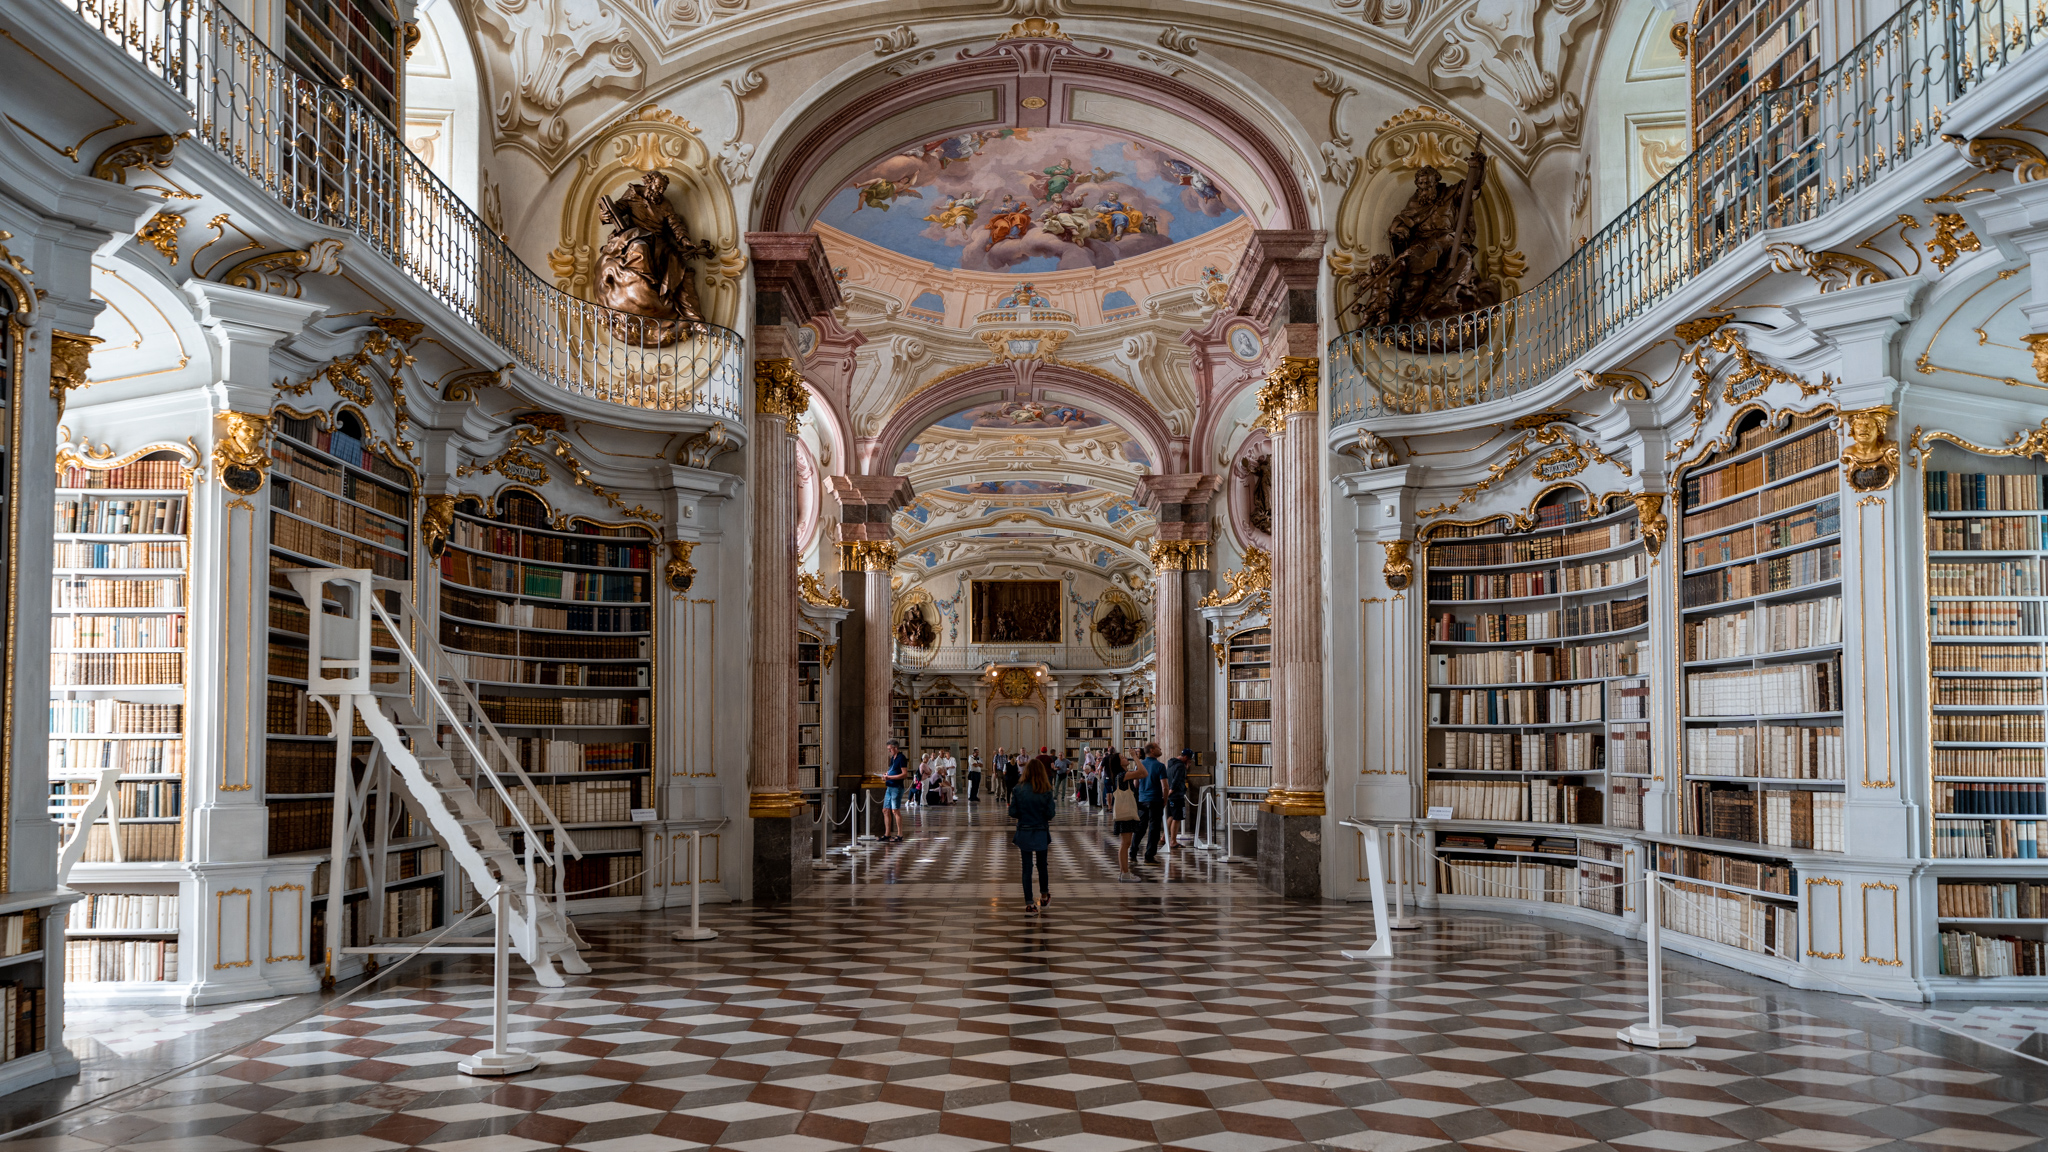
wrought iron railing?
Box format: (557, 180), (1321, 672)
(1329, 0), (2042, 422)
(65, 0), (744, 418)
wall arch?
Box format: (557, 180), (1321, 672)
(866, 363), (1175, 478)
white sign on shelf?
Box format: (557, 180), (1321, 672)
(1425, 806), (1454, 820)
(630, 808), (657, 823)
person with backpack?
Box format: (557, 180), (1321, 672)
(1010, 754), (1058, 912)
(1108, 750), (1145, 881)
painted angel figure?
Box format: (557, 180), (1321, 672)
(1162, 157), (1220, 202)
(985, 195), (1034, 243)
(1093, 196), (1141, 239)
(923, 194), (983, 231)
(1040, 157), (1079, 200)
(853, 177), (922, 212)
(1037, 197), (1094, 246)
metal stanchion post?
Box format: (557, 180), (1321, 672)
(457, 885), (538, 1076)
(672, 829), (718, 942)
(1618, 858), (1695, 1049)
(857, 788), (879, 843)
(811, 792), (834, 869)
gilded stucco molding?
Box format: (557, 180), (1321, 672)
(1379, 539), (1413, 589)
(1198, 546), (1270, 608)
(754, 358), (809, 435)
(220, 239), (345, 297)
(798, 569), (848, 607)
(1841, 406), (1900, 492)
(213, 411), (271, 495)
(49, 330), (101, 416)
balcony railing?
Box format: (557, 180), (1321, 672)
(1329, 0), (2042, 423)
(895, 636), (1156, 673)
(64, 0), (744, 418)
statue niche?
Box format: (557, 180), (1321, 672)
(1345, 149), (1501, 328)
(1237, 449), (1272, 538)
(1093, 601), (1142, 649)
(896, 602), (937, 649)
(596, 170), (715, 346)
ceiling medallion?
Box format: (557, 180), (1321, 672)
(998, 18), (1070, 41)
(1020, 96), (1048, 109)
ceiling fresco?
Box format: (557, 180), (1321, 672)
(898, 401), (1153, 470)
(813, 127), (1243, 275)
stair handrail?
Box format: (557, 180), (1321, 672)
(1328, 0), (2043, 421)
(365, 595), (584, 867)
(58, 0), (745, 417)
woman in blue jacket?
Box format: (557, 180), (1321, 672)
(1010, 755), (1057, 912)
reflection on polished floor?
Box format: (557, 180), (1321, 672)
(4, 820), (2047, 1152)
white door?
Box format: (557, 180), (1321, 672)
(994, 706), (1039, 753)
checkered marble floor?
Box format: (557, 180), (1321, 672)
(65, 1000), (292, 1058)
(11, 895), (2048, 1152)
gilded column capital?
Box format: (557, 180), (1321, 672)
(842, 540), (899, 572)
(1262, 787), (1328, 816)
(1254, 355), (1319, 434)
(753, 357), (809, 435)
(1148, 539), (1209, 572)
(748, 790), (807, 818)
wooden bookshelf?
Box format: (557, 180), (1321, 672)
(1689, 0), (1823, 249)
(1224, 628), (1272, 829)
(50, 451), (194, 989)
(1677, 410), (1845, 853)
(1920, 452), (2048, 983)
(1423, 488), (1650, 835)
(919, 691), (967, 758)
(889, 692), (911, 751)
(1653, 841), (1800, 960)
(1064, 690), (1112, 758)
(797, 631), (823, 793)
(437, 489), (654, 906)
(283, 0), (401, 128)
(1435, 832), (1629, 918)
(1120, 683), (1154, 751)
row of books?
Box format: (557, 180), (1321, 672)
(105, 780), (181, 818)
(1682, 469), (1835, 538)
(1611, 679), (1650, 720)
(1933, 677), (2042, 705)
(1685, 659), (1841, 716)
(274, 422), (412, 486)
(1684, 784), (1845, 850)
(1436, 730), (1599, 773)
(1528, 496), (1612, 529)
(448, 521), (652, 569)
(1228, 680), (1272, 701)
(1431, 569), (1561, 602)
(268, 798), (336, 854)
(1684, 724), (1846, 779)
(487, 777), (643, 827)
(77, 822), (179, 862)
(1938, 880), (2048, 919)
(1438, 860), (1590, 906)
(1932, 643), (2045, 673)
(271, 514), (408, 580)
(1927, 515), (2048, 551)
(69, 937), (181, 982)
(264, 598), (397, 650)
(1656, 844), (1795, 894)
(0, 984), (48, 1061)
(267, 683), (373, 737)
(1681, 542), (1840, 609)
(272, 479), (407, 550)
(1932, 749), (2044, 777)
(264, 739), (369, 794)
(442, 591), (650, 633)
(476, 695), (644, 727)
(56, 496), (186, 536)
(60, 459), (192, 490)
(1563, 553), (1647, 593)
(1429, 520), (1642, 567)
(1424, 779), (1604, 824)
(1934, 713), (2045, 741)
(1685, 596), (1842, 661)
(54, 577), (182, 608)
(1610, 727), (1652, 777)
(1430, 684), (1605, 725)
(270, 436), (411, 512)
(311, 848), (446, 895)
(52, 652), (184, 687)
(377, 885), (440, 938)
(1429, 640), (1645, 686)
(48, 738), (184, 774)
(1935, 819), (2042, 858)
(1930, 559), (2048, 596)
(1227, 720), (1272, 741)
(52, 615), (185, 649)
(500, 738), (649, 774)
(538, 853), (646, 900)
(50, 700), (180, 735)
(1439, 832), (1581, 856)
(1661, 880), (1797, 959)
(1684, 497), (1839, 572)
(440, 553), (647, 603)
(513, 826), (644, 854)
(1227, 764), (1273, 788)
(1939, 930), (2047, 976)
(1432, 595), (1650, 642)
(1933, 600), (2048, 637)
(1925, 471), (2048, 512)
(444, 653), (648, 688)
(54, 541), (183, 570)
(1685, 428), (1835, 507)
(438, 620), (650, 660)
(1934, 784), (2047, 815)
(73, 893), (175, 931)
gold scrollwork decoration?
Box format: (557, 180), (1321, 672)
(1674, 314), (1734, 344)
(978, 328), (1071, 362)
(1379, 539), (1413, 590)
(1763, 241), (1891, 291)
(90, 133), (180, 183)
(1198, 546), (1271, 608)
(457, 426), (660, 524)
(49, 330), (101, 416)
(821, 643), (838, 670)
(1925, 212), (1981, 271)
(1840, 406), (1899, 492)
(798, 569), (849, 607)
(442, 363), (509, 402)
(2024, 334), (2048, 385)
(1629, 492), (1669, 556)
(1907, 419), (2048, 467)
(679, 421), (737, 467)
(1147, 539), (1209, 572)
(1574, 369), (1652, 401)
(1942, 132), (2048, 183)
(220, 238), (344, 297)
(137, 211), (185, 262)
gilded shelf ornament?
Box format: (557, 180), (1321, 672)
(1198, 546), (1271, 608)
(48, 329), (101, 416)
(798, 570), (849, 607)
(457, 426), (661, 524)
(220, 239), (344, 297)
(137, 211), (185, 262)
(1452, 422), (1631, 509)
(1628, 492), (1669, 556)
(666, 540), (698, 594)
(1210, 641), (1227, 669)
(1379, 539), (1413, 590)
(820, 643), (838, 671)
(1763, 242), (1890, 291)
(420, 495), (456, 560)
(1840, 406), (1900, 492)
(754, 358), (809, 434)
(2025, 334), (2048, 384)
(748, 790), (806, 819)
(1673, 314), (1734, 344)
(90, 133), (180, 183)
(1942, 133), (2048, 183)
(213, 411), (271, 495)
(1263, 788), (1327, 817)
(1925, 212), (1981, 271)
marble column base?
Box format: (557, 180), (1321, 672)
(1257, 811), (1323, 899)
(752, 812), (813, 904)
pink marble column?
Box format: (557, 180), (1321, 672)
(1265, 359), (1327, 815)
(1154, 558), (1184, 754)
(861, 548), (897, 786)
(749, 361), (806, 818)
